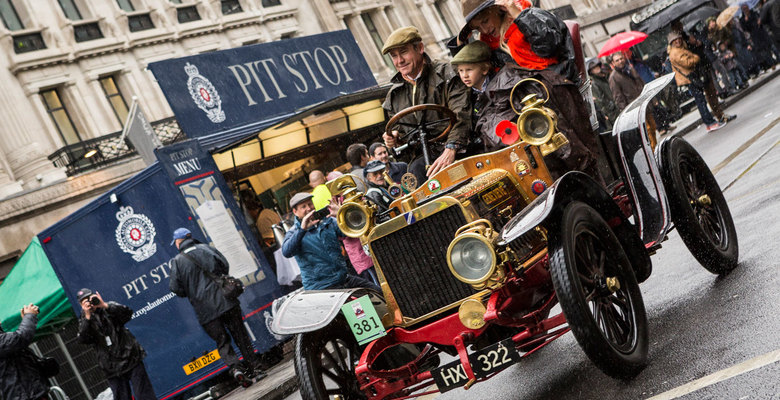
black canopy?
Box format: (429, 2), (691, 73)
(634, 0), (712, 33)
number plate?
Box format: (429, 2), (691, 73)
(432, 339), (520, 392)
(341, 295), (387, 345)
(182, 349), (220, 375)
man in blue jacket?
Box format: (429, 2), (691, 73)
(282, 192), (379, 292)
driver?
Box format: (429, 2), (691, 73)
(381, 26), (472, 184)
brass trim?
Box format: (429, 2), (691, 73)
(366, 196), (476, 242)
(517, 108), (555, 146)
(459, 299), (487, 329)
(337, 201), (374, 238)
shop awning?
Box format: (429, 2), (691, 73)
(0, 237), (73, 338)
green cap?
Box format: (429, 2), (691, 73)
(382, 26), (422, 54)
(451, 40), (491, 65)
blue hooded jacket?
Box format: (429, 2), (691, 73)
(281, 216), (347, 290)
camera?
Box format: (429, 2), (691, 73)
(89, 296), (101, 306)
(312, 207), (330, 220)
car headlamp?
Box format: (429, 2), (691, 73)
(447, 233), (497, 285)
(517, 108), (554, 146)
(337, 202), (372, 238)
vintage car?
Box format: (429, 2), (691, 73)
(270, 37), (738, 400)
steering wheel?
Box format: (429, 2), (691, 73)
(385, 104), (457, 167)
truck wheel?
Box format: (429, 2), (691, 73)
(294, 318), (366, 400)
(549, 201), (648, 379)
(661, 137), (738, 274)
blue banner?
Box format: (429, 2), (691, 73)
(40, 147), (282, 398)
(148, 30), (377, 140)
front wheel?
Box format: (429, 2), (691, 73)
(295, 318), (366, 400)
(549, 201), (648, 379)
(661, 137), (738, 274)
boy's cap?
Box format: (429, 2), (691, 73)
(382, 27), (422, 54)
(451, 41), (491, 65)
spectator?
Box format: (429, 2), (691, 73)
(255, 205), (281, 247)
(587, 58), (620, 131)
(169, 229), (266, 388)
(363, 161), (395, 211)
(760, 0), (780, 50)
(76, 289), (156, 399)
(740, 4), (776, 71)
(729, 19), (759, 78)
(0, 303), (50, 400)
(717, 41), (747, 90)
(309, 169), (332, 211)
(346, 143), (369, 193)
(282, 192), (380, 292)
(609, 51), (660, 147)
(369, 142), (408, 183)
(668, 32), (727, 133)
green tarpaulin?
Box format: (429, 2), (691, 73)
(0, 237), (73, 337)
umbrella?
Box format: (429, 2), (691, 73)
(635, 0), (710, 33)
(598, 31), (649, 57)
(681, 6), (720, 31)
(716, 6), (740, 27)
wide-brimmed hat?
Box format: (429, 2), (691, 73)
(462, 0), (495, 25)
(381, 26), (422, 54)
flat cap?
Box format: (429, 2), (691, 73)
(289, 192), (313, 209)
(382, 26), (422, 54)
(451, 40), (491, 64)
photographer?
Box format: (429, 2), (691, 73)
(0, 303), (50, 400)
(76, 289), (156, 400)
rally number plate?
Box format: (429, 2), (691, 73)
(432, 339), (521, 392)
(341, 295), (387, 345)
(182, 349), (221, 375)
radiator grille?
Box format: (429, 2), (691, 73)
(371, 205), (477, 319)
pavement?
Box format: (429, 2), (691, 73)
(207, 68), (779, 400)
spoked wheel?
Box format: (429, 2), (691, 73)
(661, 137), (738, 274)
(295, 318), (366, 400)
(549, 201), (648, 379)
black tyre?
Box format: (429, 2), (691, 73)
(295, 318), (366, 400)
(549, 201), (649, 379)
(662, 138), (738, 274)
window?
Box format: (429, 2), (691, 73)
(361, 13), (393, 69)
(116, 0), (134, 12)
(221, 0), (242, 15)
(99, 76), (129, 126)
(13, 32), (46, 53)
(74, 22), (103, 42)
(261, 0), (281, 6)
(177, 6), (201, 23)
(41, 89), (82, 145)
(128, 13), (154, 31)
(0, 0), (24, 30)
(58, 0), (83, 20)
(434, 1), (453, 37)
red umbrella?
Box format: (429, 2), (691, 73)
(598, 31), (648, 57)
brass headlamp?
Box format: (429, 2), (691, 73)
(446, 220), (498, 286)
(509, 78), (569, 155)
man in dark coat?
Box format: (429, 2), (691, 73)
(77, 289), (156, 399)
(381, 26), (472, 184)
(169, 228), (265, 387)
(0, 304), (50, 400)
(587, 58), (620, 131)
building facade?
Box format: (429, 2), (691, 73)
(0, 0), (656, 279)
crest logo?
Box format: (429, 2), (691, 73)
(115, 206), (157, 262)
(185, 63), (225, 123)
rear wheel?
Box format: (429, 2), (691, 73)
(549, 201), (648, 379)
(295, 318), (366, 400)
(662, 137), (738, 274)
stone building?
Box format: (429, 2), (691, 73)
(0, 0), (659, 281)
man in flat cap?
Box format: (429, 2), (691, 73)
(381, 26), (472, 184)
(282, 192), (379, 292)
